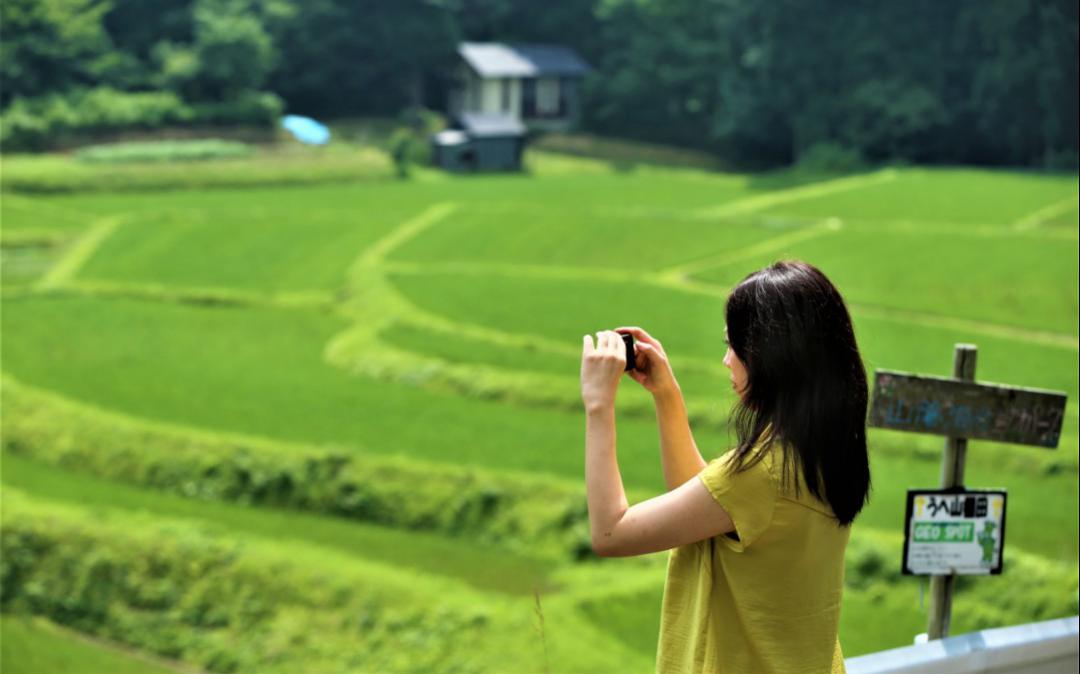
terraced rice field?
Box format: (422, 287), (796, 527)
(1, 150), (1077, 673)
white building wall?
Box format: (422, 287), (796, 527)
(508, 78), (521, 120)
(481, 79), (501, 114)
(454, 71), (530, 123)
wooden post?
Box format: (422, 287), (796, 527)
(927, 343), (978, 640)
(868, 345), (1066, 642)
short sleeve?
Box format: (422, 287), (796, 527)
(697, 449), (778, 552)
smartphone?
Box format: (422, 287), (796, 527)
(621, 332), (636, 371)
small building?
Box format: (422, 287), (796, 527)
(433, 112), (526, 172)
(448, 42), (591, 132)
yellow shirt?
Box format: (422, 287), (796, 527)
(655, 439), (849, 674)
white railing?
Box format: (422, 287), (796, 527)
(845, 616), (1078, 674)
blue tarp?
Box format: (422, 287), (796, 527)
(281, 115), (330, 145)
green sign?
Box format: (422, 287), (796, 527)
(902, 489), (1007, 575)
(913, 522), (974, 543)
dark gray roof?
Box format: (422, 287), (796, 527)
(458, 112), (526, 137)
(459, 42), (590, 78)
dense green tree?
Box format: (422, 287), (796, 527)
(262, 0), (457, 116)
(447, 0), (600, 50)
(582, 0), (1077, 167)
(150, 0), (276, 102)
(583, 0), (730, 151)
(1, 0), (1076, 166)
(0, 0), (114, 106)
(95, 0), (192, 89)
(957, 0), (1079, 165)
(102, 0), (193, 60)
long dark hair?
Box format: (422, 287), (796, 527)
(723, 259), (870, 526)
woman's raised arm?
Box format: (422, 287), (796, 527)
(615, 326), (707, 490)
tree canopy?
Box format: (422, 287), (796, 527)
(1, 0), (1076, 167)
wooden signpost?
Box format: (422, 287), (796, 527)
(868, 344), (1068, 640)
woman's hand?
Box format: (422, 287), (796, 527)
(581, 330), (628, 413)
(614, 326), (680, 398)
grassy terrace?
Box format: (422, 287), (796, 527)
(1, 613), (199, 674)
(1, 142), (1077, 672)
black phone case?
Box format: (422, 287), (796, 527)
(622, 333), (635, 371)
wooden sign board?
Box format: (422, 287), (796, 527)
(870, 369), (1066, 448)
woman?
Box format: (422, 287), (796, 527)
(580, 259), (870, 674)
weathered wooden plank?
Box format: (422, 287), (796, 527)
(869, 369), (1066, 448)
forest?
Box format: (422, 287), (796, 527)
(2, 0), (1077, 167)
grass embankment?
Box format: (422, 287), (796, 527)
(3, 487), (635, 674)
(3, 454), (1075, 671)
(0, 144), (392, 194)
(0, 449), (558, 596)
(73, 139), (256, 164)
(530, 133), (730, 171)
(1, 614), (198, 674)
(0, 375), (610, 565)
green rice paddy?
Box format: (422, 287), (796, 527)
(1, 147), (1077, 672)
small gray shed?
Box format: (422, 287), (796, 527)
(432, 112), (526, 172)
